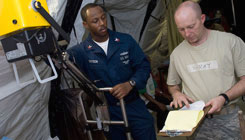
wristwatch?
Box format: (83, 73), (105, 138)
(219, 93), (230, 106)
(129, 80), (136, 87)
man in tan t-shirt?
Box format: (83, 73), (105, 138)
(167, 1), (245, 139)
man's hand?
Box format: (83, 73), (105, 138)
(110, 82), (133, 99)
(170, 92), (194, 108)
(205, 96), (226, 114)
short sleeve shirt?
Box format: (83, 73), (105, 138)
(167, 30), (245, 102)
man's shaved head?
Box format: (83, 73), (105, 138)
(174, 0), (208, 46)
(175, 1), (202, 19)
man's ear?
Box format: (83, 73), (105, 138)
(201, 14), (206, 24)
(83, 21), (88, 29)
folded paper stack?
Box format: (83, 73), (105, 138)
(160, 100), (205, 132)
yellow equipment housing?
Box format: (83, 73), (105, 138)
(0, 0), (50, 38)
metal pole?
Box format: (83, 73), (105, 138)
(231, 0), (236, 26)
(78, 91), (93, 140)
(120, 99), (132, 140)
(87, 120), (125, 125)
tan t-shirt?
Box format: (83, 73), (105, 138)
(167, 30), (245, 102)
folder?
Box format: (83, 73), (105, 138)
(158, 101), (211, 137)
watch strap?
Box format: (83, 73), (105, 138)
(219, 93), (229, 106)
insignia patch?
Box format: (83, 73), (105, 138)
(88, 45), (92, 49)
(120, 51), (128, 56)
(115, 38), (120, 42)
(122, 60), (129, 64)
(120, 51), (129, 64)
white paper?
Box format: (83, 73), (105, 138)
(180, 100), (205, 111)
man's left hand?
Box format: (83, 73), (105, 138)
(205, 96), (226, 114)
(110, 82), (133, 99)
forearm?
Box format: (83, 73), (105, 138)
(143, 93), (158, 104)
(168, 85), (181, 97)
(205, 76), (245, 114)
(225, 76), (245, 101)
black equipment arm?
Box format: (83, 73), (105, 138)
(33, 1), (70, 43)
(32, 0), (103, 105)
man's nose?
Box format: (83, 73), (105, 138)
(99, 19), (105, 26)
(185, 29), (191, 37)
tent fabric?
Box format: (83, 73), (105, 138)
(96, 0), (151, 42)
(0, 47), (52, 139)
(166, 0), (184, 55)
(0, 1), (68, 139)
(59, 0), (83, 39)
(0, 55), (50, 100)
(141, 0), (185, 74)
(47, 0), (68, 39)
(68, 0), (95, 49)
(138, 0), (169, 74)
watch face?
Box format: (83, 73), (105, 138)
(130, 80), (136, 86)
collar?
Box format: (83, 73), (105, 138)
(85, 29), (122, 59)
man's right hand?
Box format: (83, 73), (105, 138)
(170, 91), (194, 108)
(110, 82), (132, 99)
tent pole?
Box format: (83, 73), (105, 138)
(231, 0), (236, 26)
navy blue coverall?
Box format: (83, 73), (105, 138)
(68, 29), (156, 140)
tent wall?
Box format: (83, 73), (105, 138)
(96, 0), (150, 42)
(0, 50), (52, 139)
(139, 0), (169, 74)
(0, 1), (67, 139)
(68, 0), (95, 48)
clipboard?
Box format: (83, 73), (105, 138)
(158, 106), (211, 137)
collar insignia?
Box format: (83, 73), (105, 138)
(115, 38), (120, 42)
(87, 45), (92, 49)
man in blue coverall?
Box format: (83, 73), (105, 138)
(67, 3), (156, 140)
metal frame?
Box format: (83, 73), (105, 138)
(60, 52), (132, 140)
(32, 1), (132, 139)
(78, 91), (131, 140)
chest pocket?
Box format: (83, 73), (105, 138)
(116, 51), (132, 81)
(119, 51), (130, 66)
(87, 62), (106, 86)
